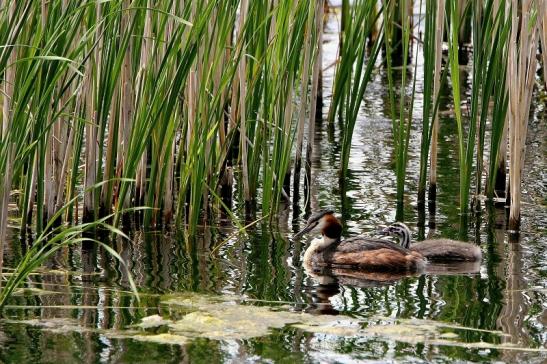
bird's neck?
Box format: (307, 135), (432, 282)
(303, 235), (339, 264)
(398, 231), (411, 249)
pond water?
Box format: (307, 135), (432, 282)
(1, 7), (546, 364)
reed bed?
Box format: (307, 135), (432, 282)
(0, 0), (323, 242)
(0, 0), (546, 255)
(333, 0), (544, 229)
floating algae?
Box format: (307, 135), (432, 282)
(359, 317), (546, 353)
(129, 333), (188, 346)
(4, 292), (546, 353)
(164, 293), (359, 340)
(136, 314), (173, 330)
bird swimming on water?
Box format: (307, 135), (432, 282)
(293, 210), (426, 272)
(381, 222), (482, 262)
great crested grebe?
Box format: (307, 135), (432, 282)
(293, 210), (426, 272)
(381, 222), (482, 262)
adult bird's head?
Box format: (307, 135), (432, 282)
(293, 209), (342, 241)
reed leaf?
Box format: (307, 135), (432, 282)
(329, 0), (383, 183)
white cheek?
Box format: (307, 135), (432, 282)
(312, 237), (330, 251)
(311, 237), (323, 245)
(314, 219), (326, 233)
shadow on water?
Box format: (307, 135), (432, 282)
(1, 8), (546, 364)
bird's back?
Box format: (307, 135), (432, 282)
(411, 239), (482, 262)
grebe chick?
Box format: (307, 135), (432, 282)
(381, 222), (482, 262)
(293, 210), (425, 272)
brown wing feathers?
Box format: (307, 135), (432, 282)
(336, 249), (423, 271)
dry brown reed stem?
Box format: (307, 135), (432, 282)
(55, 106), (75, 213)
(508, 0), (539, 229)
(101, 2), (128, 212)
(83, 65), (97, 220)
(269, 0), (278, 44)
(101, 83), (118, 210)
(58, 67), (85, 218)
(228, 2), (244, 153)
(496, 114), (508, 197)
(293, 5), (314, 198)
(83, 3), (101, 220)
(0, 0), (17, 278)
(202, 5), (217, 221)
(238, 0), (250, 202)
(118, 0), (134, 209)
(136, 2), (153, 206)
(43, 1), (55, 221)
(541, 0), (547, 87)
(429, 0), (445, 197)
(44, 108), (54, 219)
(54, 85), (70, 210)
(26, 154), (38, 224)
(51, 101), (70, 218)
(186, 0), (197, 153)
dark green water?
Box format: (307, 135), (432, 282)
(1, 7), (546, 364)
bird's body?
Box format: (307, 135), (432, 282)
(295, 211), (426, 272)
(382, 222), (482, 262)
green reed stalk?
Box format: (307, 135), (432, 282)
(329, 0), (383, 181)
(467, 0), (489, 205)
(304, 0), (324, 205)
(447, 0), (469, 215)
(428, 0), (445, 202)
(292, 0), (315, 201)
(181, 0), (241, 233)
(475, 2), (510, 201)
(384, 0), (415, 207)
(486, 73), (509, 199)
(262, 0), (311, 214)
(238, 0), (268, 205)
(469, 1), (511, 206)
(418, 0), (441, 204)
(442, 1), (511, 216)
(328, 0), (349, 124)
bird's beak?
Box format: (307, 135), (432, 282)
(293, 222), (317, 239)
